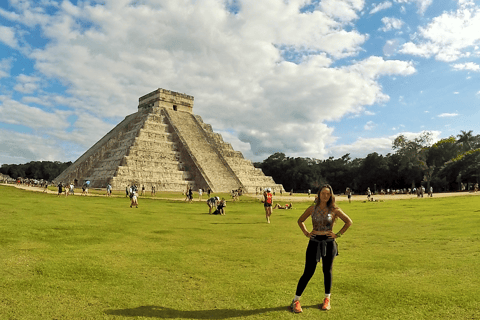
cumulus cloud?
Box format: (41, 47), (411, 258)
(0, 97), (71, 130)
(452, 62), (480, 71)
(380, 17), (404, 32)
(331, 136), (394, 158)
(329, 130), (441, 159)
(400, 1), (480, 61)
(0, 129), (65, 165)
(0, 0), (420, 163)
(319, 0), (365, 23)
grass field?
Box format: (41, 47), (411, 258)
(1, 185), (479, 320)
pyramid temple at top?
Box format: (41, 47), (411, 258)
(55, 88), (284, 193)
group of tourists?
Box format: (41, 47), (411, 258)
(206, 196), (226, 215)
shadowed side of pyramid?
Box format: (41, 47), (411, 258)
(55, 89), (284, 193)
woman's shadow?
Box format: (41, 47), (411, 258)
(105, 304), (318, 319)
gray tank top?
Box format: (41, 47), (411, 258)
(312, 206), (334, 232)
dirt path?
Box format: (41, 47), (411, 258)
(3, 183), (479, 202)
(244, 191), (480, 202)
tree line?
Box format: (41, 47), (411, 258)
(0, 161), (72, 182)
(2, 130), (478, 194)
(254, 130), (480, 194)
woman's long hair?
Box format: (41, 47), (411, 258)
(315, 184), (337, 209)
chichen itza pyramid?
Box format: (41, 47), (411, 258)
(55, 88), (284, 193)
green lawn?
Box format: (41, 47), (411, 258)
(1, 185), (479, 319)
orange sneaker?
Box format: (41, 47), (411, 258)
(289, 299), (303, 313)
(320, 297), (331, 310)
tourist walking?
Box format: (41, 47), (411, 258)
(188, 187), (193, 202)
(346, 187), (352, 203)
(289, 184), (353, 313)
(263, 188), (273, 223)
(130, 189), (138, 208)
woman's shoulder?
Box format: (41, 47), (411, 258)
(332, 206), (345, 215)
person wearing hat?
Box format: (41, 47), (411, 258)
(263, 187), (273, 223)
(207, 196), (220, 214)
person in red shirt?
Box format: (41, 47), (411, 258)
(263, 188), (273, 223)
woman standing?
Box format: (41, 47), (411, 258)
(263, 188), (273, 223)
(289, 184), (352, 313)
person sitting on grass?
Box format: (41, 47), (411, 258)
(273, 203), (293, 210)
(207, 196), (220, 214)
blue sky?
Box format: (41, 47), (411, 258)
(0, 0), (479, 166)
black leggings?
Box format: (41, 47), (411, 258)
(295, 235), (337, 296)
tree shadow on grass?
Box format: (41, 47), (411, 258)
(105, 304), (319, 319)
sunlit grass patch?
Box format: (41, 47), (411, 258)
(0, 185), (479, 319)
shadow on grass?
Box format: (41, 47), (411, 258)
(105, 304), (319, 318)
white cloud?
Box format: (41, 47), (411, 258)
(0, 0), (420, 163)
(383, 38), (406, 56)
(319, 0), (365, 23)
(395, 0), (433, 15)
(380, 17), (404, 32)
(437, 113), (459, 117)
(14, 74), (41, 94)
(0, 97), (71, 130)
(0, 129), (65, 165)
(452, 62), (480, 71)
(400, 2), (480, 61)
(364, 120), (376, 130)
(0, 26), (19, 48)
(330, 130), (441, 158)
(370, 1), (392, 14)
(0, 58), (13, 79)
(346, 56), (416, 80)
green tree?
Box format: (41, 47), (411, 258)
(392, 131), (433, 189)
(456, 130), (476, 152)
(355, 152), (389, 192)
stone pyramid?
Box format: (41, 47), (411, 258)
(55, 88), (284, 193)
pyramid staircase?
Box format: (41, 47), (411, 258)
(55, 89), (283, 193)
